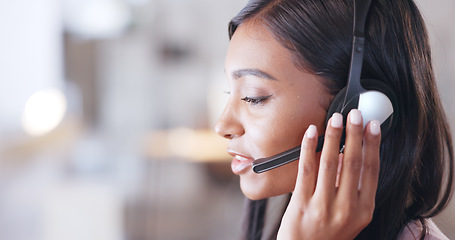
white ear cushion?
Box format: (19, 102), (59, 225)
(358, 90), (394, 129)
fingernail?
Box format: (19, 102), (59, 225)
(305, 125), (317, 138)
(349, 109), (362, 125)
(369, 120), (381, 135)
(331, 113), (343, 128)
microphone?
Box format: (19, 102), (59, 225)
(252, 135), (326, 173)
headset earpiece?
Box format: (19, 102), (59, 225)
(325, 78), (398, 141)
(358, 78), (398, 138)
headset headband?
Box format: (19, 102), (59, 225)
(342, 0), (372, 110)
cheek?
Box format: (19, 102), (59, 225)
(245, 113), (310, 157)
(262, 110), (317, 154)
(239, 102), (327, 199)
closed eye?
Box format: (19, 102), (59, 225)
(241, 95), (272, 106)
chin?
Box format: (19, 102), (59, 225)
(240, 181), (294, 200)
(238, 165), (298, 200)
(240, 185), (270, 200)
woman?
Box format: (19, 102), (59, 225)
(215, 0), (454, 239)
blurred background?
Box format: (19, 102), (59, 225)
(0, 0), (453, 240)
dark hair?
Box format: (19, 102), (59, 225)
(228, 0), (454, 239)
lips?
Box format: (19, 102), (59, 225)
(228, 151), (254, 174)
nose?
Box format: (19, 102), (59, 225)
(215, 107), (245, 140)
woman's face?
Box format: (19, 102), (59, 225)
(215, 22), (332, 200)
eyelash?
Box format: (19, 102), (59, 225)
(224, 91), (272, 106)
(241, 95), (272, 105)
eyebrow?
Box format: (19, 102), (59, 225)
(232, 68), (277, 81)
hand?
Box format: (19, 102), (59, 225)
(277, 110), (381, 240)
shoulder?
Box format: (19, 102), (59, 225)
(397, 219), (448, 240)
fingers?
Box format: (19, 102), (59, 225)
(338, 110), (364, 199)
(280, 112), (381, 240)
(295, 124), (318, 201)
(295, 110), (381, 207)
(359, 120), (381, 203)
(315, 113), (344, 199)
(336, 110), (381, 210)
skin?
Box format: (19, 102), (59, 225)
(216, 21), (382, 239)
(216, 21), (331, 200)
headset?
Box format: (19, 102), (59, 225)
(252, 0), (398, 174)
